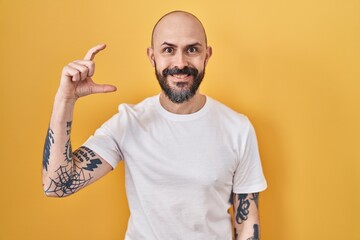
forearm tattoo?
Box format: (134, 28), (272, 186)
(42, 128), (54, 171)
(63, 122), (72, 163)
(43, 121), (102, 196)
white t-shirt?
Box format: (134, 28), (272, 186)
(84, 95), (267, 240)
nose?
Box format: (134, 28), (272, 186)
(173, 52), (187, 69)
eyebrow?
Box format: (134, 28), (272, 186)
(161, 42), (203, 48)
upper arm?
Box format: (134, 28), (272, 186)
(44, 146), (113, 197)
(232, 192), (260, 240)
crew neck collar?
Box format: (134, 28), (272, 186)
(154, 94), (212, 121)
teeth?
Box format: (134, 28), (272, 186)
(172, 74), (189, 79)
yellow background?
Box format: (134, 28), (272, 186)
(0, 0), (359, 239)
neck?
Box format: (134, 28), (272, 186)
(159, 92), (206, 114)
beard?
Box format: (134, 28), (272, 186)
(155, 63), (205, 104)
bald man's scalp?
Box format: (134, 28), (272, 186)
(151, 10), (208, 47)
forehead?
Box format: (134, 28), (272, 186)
(152, 12), (206, 48)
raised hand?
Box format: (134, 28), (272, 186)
(57, 44), (117, 102)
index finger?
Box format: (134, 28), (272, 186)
(84, 44), (106, 61)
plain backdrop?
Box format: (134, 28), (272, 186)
(0, 0), (359, 239)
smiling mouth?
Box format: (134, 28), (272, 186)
(171, 74), (190, 79)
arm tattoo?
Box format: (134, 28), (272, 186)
(42, 128), (54, 171)
(234, 227), (238, 240)
(233, 193), (261, 239)
(233, 192), (260, 224)
(235, 194), (251, 224)
(66, 121), (72, 135)
(64, 139), (72, 163)
(44, 164), (92, 197)
(73, 146), (102, 171)
(246, 224), (259, 240)
(250, 193), (259, 209)
(63, 121), (72, 163)
(44, 121), (103, 196)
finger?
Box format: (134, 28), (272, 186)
(90, 83), (117, 94)
(63, 65), (81, 82)
(84, 44), (106, 61)
(74, 60), (95, 77)
(68, 62), (89, 81)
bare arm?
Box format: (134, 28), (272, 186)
(232, 193), (261, 240)
(42, 44), (117, 197)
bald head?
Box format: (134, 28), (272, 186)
(151, 11), (208, 48)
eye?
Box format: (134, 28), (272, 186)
(188, 47), (198, 53)
(163, 47), (173, 53)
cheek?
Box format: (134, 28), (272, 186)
(154, 60), (169, 73)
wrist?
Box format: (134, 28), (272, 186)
(54, 91), (77, 106)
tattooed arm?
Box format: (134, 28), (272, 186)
(42, 44), (117, 197)
(232, 193), (260, 240)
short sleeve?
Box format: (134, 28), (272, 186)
(233, 120), (267, 194)
(83, 113), (124, 169)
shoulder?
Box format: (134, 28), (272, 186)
(99, 95), (158, 130)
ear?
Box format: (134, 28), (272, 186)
(147, 47), (155, 67)
(205, 46), (212, 66)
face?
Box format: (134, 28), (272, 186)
(148, 12), (212, 104)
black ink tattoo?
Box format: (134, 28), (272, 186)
(246, 224), (259, 240)
(45, 164), (92, 197)
(254, 224), (259, 239)
(64, 139), (72, 163)
(73, 147), (102, 171)
(73, 147), (95, 162)
(66, 121), (72, 136)
(83, 159), (102, 171)
(250, 193), (259, 209)
(81, 146), (96, 157)
(43, 128), (54, 171)
(235, 194), (250, 224)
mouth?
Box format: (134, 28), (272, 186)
(170, 74), (191, 81)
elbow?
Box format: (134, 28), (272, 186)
(43, 188), (71, 198)
(42, 175), (75, 198)
(42, 183), (59, 198)
(43, 190), (58, 198)
(42, 181), (70, 198)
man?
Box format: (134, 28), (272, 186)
(42, 10), (267, 240)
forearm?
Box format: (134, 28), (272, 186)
(42, 94), (77, 196)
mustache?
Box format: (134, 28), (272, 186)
(162, 66), (198, 77)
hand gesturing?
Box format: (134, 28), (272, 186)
(57, 44), (117, 102)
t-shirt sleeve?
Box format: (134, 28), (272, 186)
(233, 119), (267, 194)
(82, 113), (124, 169)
